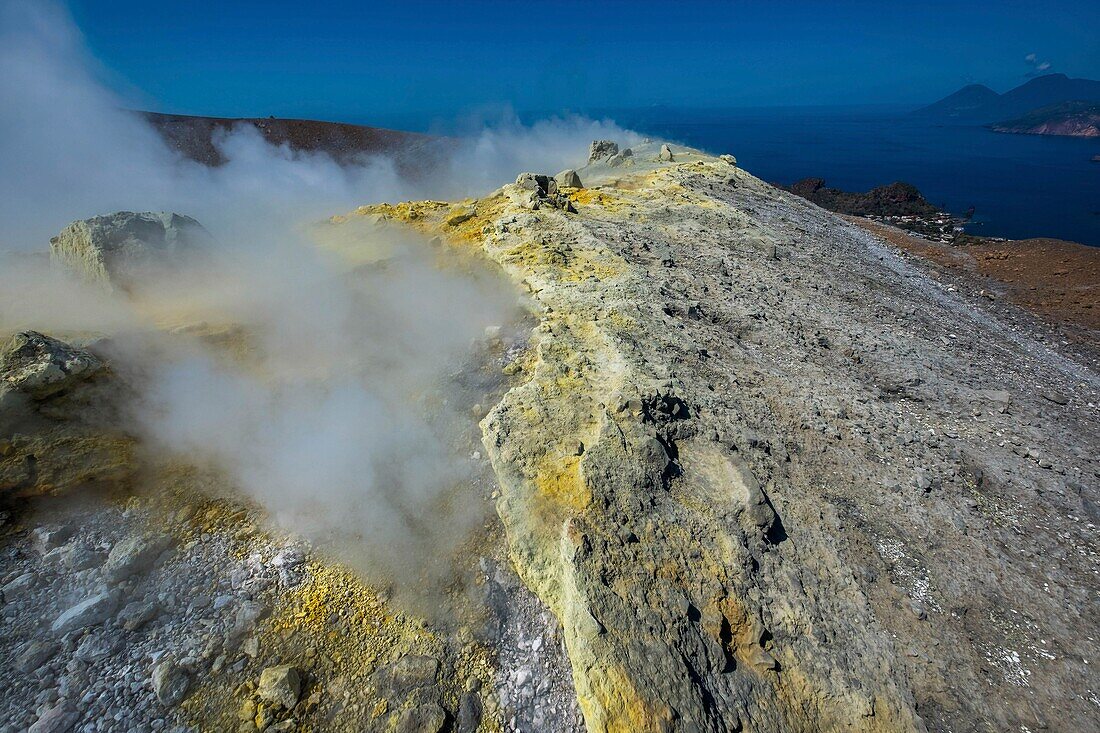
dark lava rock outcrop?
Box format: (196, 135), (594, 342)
(781, 178), (939, 218)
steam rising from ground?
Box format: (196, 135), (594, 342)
(0, 0), (637, 594)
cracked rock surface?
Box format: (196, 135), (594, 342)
(352, 141), (1098, 731)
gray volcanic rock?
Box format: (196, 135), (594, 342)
(257, 665), (301, 709)
(27, 704), (78, 733)
(49, 211), (211, 291)
(51, 590), (118, 634)
(152, 661), (191, 707)
(0, 331), (103, 400)
(103, 533), (173, 582)
(606, 147), (633, 167)
(507, 173), (575, 212)
(587, 139), (619, 163)
(555, 169), (583, 188)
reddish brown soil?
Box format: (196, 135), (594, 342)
(851, 217), (1100, 332)
(142, 111), (446, 174)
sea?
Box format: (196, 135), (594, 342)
(603, 105), (1100, 247)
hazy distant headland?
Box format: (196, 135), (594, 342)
(912, 72), (1100, 137)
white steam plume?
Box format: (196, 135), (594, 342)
(0, 0), (638, 597)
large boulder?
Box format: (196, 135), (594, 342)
(607, 148), (634, 167)
(555, 169), (583, 188)
(506, 173), (576, 213)
(0, 331), (103, 400)
(588, 140), (619, 163)
(50, 211), (210, 291)
(103, 532), (174, 583)
(152, 661), (191, 707)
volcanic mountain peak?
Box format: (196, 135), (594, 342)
(6, 141), (1098, 732)
(915, 72), (1100, 122)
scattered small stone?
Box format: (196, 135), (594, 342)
(118, 600), (160, 632)
(75, 633), (121, 661)
(444, 207), (476, 227)
(103, 533), (173, 582)
(51, 590), (118, 634)
(27, 703), (78, 733)
(17, 640), (59, 673)
(1041, 391), (1069, 406)
(237, 699), (256, 722)
(1, 332), (103, 400)
(607, 148), (634, 167)
(32, 526), (74, 553)
(57, 541), (103, 572)
(258, 665), (301, 709)
(981, 390), (1011, 412)
(152, 661), (191, 707)
(231, 600), (271, 639)
(173, 504), (197, 524)
(255, 702), (276, 729)
(390, 655), (439, 691)
(394, 703), (448, 733)
(1, 571), (36, 599)
(272, 547), (305, 586)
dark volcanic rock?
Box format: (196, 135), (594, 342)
(782, 178), (939, 217)
(142, 111), (443, 173)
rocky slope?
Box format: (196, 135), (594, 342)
(343, 142), (1100, 731)
(2, 142), (1098, 732)
(853, 220), (1100, 339)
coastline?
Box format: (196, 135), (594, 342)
(779, 176), (1099, 342)
(851, 217), (1099, 342)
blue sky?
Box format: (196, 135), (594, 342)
(69, 0), (1100, 125)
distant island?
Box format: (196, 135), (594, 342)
(988, 101), (1100, 138)
(914, 73), (1100, 138)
